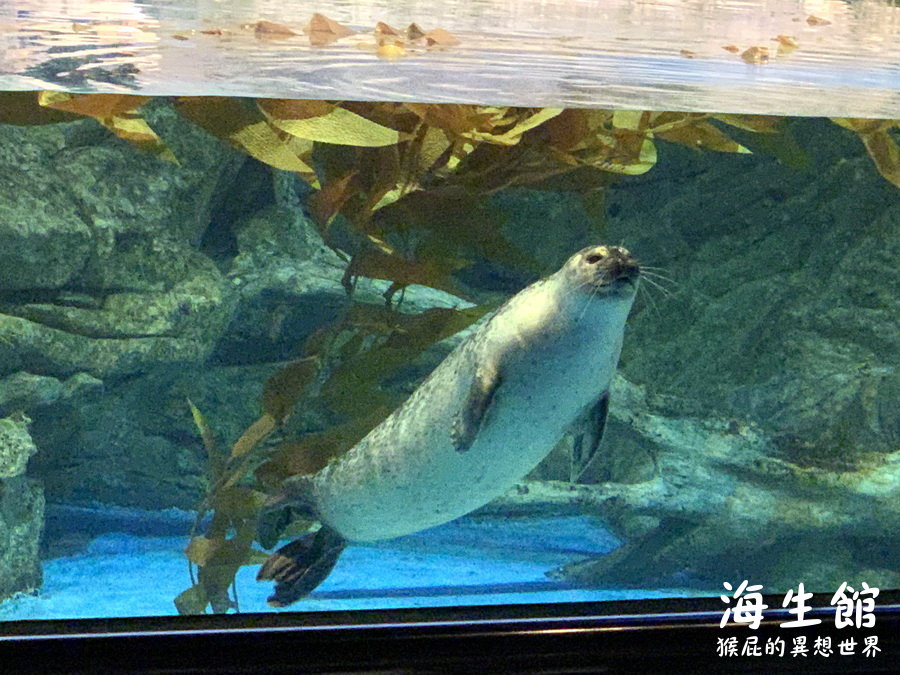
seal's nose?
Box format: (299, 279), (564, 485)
(585, 246), (640, 282)
(612, 255), (640, 283)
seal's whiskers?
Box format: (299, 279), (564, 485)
(641, 275), (673, 299)
(577, 284), (601, 323)
(640, 266), (677, 288)
(638, 281), (662, 318)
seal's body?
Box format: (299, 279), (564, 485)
(258, 245), (640, 606)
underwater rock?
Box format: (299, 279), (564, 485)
(0, 122), (93, 290)
(489, 378), (900, 593)
(0, 415), (43, 601)
(0, 102), (242, 291)
(28, 363), (283, 510)
(0, 256), (236, 378)
(0, 372), (103, 417)
(210, 204), (349, 365)
(0, 103), (244, 378)
(611, 118), (898, 467)
(491, 188), (596, 283)
(0, 372), (71, 416)
(0, 475), (44, 602)
(0, 412), (38, 479)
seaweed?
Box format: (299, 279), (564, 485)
(36, 92), (177, 163)
(832, 118), (900, 188)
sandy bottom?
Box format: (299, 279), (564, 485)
(0, 506), (705, 621)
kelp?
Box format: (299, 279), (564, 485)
(178, 399), (256, 614)
(177, 351), (323, 612)
(1, 89), (894, 210)
(38, 92), (177, 163)
(0, 91), (178, 161)
(0, 91), (84, 125)
(257, 98), (405, 147)
(831, 118), (900, 188)
(175, 97), (318, 183)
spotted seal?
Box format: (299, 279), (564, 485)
(257, 245), (640, 606)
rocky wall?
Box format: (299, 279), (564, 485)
(0, 413), (43, 601)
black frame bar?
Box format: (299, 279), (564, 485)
(2, 594), (897, 672)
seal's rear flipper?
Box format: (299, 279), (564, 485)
(256, 525), (346, 607)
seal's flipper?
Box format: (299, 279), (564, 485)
(257, 475), (318, 550)
(452, 361), (502, 453)
(569, 391), (610, 483)
(257, 525), (346, 607)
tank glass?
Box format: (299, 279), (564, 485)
(0, 0), (897, 627)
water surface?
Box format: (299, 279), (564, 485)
(1, 0), (898, 115)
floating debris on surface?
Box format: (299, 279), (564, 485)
(741, 46), (771, 64)
(169, 13), (461, 60)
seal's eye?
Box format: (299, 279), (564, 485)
(585, 252), (605, 265)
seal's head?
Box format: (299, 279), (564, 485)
(566, 245), (640, 299)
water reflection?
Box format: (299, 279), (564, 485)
(0, 0), (898, 116)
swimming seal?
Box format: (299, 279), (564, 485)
(257, 244), (640, 606)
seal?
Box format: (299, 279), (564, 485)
(257, 244), (640, 606)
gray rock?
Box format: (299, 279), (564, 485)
(0, 255), (236, 378)
(0, 362), (46, 605)
(491, 378), (900, 593)
(0, 372), (68, 415)
(0, 476), (44, 602)
(0, 103), (244, 379)
(0, 412), (37, 479)
(0, 123), (92, 290)
(30, 362), (280, 509)
(609, 119), (899, 468)
(0, 103), (243, 292)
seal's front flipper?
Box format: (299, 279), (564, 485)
(569, 391), (610, 483)
(256, 525), (346, 607)
(452, 361), (502, 453)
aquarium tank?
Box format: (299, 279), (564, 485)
(0, 0), (898, 667)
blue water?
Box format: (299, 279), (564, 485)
(0, 508), (704, 620)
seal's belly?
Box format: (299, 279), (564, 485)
(314, 407), (572, 542)
(312, 336), (615, 542)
